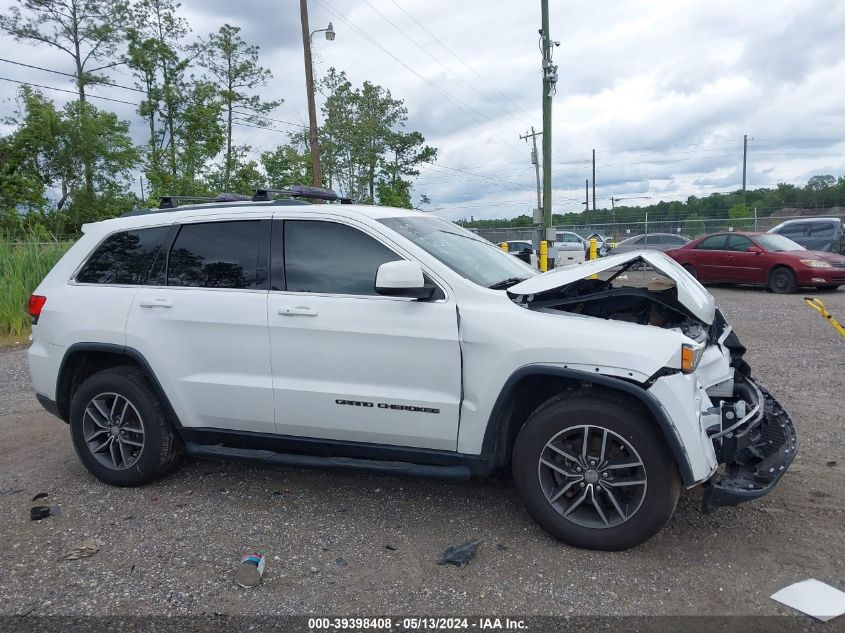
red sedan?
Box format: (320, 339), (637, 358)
(665, 231), (845, 293)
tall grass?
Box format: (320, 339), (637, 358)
(0, 238), (72, 337)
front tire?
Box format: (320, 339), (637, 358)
(769, 266), (797, 294)
(512, 390), (680, 550)
(70, 366), (183, 486)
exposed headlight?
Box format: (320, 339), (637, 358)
(681, 343), (705, 374)
(800, 259), (833, 268)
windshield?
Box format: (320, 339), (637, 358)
(379, 216), (537, 288)
(755, 234), (805, 252)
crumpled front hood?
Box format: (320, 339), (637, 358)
(507, 250), (716, 325)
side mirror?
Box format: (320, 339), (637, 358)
(746, 245), (764, 254)
(375, 260), (435, 300)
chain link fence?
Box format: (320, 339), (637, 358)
(470, 211), (845, 248)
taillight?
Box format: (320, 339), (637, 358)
(28, 295), (47, 324)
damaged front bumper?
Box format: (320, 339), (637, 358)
(702, 377), (798, 513)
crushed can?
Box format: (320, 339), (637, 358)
(235, 552), (266, 587)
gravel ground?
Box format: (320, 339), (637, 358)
(0, 286), (843, 617)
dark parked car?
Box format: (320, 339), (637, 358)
(665, 231), (845, 293)
(768, 217), (843, 253)
(614, 232), (690, 253)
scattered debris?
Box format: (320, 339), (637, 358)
(0, 488), (24, 496)
(384, 544), (396, 551)
(438, 539), (481, 568)
(59, 538), (100, 561)
(496, 544), (508, 551)
(827, 461), (837, 467)
(31, 492), (48, 501)
(771, 579), (845, 622)
(335, 557), (349, 567)
(30, 505), (60, 520)
(235, 553), (265, 588)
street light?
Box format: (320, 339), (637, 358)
(300, 0), (335, 190)
(311, 21), (335, 42)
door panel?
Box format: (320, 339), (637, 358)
(723, 235), (764, 283)
(268, 219), (461, 450)
(127, 288), (274, 433)
(689, 235), (729, 281)
(125, 219), (275, 433)
(268, 293), (461, 449)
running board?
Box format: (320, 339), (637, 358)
(185, 442), (472, 481)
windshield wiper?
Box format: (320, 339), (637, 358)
(488, 277), (527, 290)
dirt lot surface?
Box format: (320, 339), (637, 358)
(0, 286), (843, 618)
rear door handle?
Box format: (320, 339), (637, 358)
(139, 299), (173, 308)
(278, 306), (318, 317)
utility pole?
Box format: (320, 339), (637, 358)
(520, 127), (543, 249)
(540, 0), (558, 241)
(742, 133), (748, 192)
(592, 149), (596, 213)
(300, 0), (322, 189)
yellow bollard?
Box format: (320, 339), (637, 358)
(589, 238), (598, 279)
(500, 242), (509, 252)
(539, 240), (548, 272)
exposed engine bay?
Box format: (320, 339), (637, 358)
(511, 258), (709, 343)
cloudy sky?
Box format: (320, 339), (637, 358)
(1, 0), (844, 221)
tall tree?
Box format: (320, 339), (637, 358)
(125, 0), (192, 182)
(319, 68), (436, 203)
(2, 87), (138, 234)
(196, 24), (281, 189)
(0, 0), (128, 194)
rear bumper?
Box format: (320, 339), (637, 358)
(702, 381), (798, 513)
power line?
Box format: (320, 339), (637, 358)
(311, 0), (519, 148)
(388, 0), (536, 123)
(0, 76), (140, 106)
(361, 0), (528, 129)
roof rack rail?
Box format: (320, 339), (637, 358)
(158, 192), (252, 209)
(253, 185), (354, 204)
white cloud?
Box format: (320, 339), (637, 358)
(1, 0), (843, 220)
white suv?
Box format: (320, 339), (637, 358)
(27, 191), (797, 550)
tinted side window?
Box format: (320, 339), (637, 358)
(696, 235), (727, 250)
(776, 223), (806, 238)
(284, 221), (400, 295)
(167, 221), (262, 289)
(76, 226), (169, 285)
(808, 223), (834, 237)
(727, 235), (753, 251)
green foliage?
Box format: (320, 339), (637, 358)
(0, 236), (71, 337)
(464, 177), (845, 229)
(319, 68), (436, 203)
(197, 23), (281, 190)
(261, 143), (312, 189)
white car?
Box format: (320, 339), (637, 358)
(27, 190), (797, 550)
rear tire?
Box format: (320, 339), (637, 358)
(769, 266), (797, 294)
(69, 366), (183, 486)
(512, 390), (680, 550)
(682, 264), (698, 279)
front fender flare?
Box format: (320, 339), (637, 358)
(481, 365), (695, 486)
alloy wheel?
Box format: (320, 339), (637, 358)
(81, 392), (145, 470)
(537, 425), (647, 529)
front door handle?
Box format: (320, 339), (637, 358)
(278, 306), (318, 317)
(139, 299), (173, 308)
